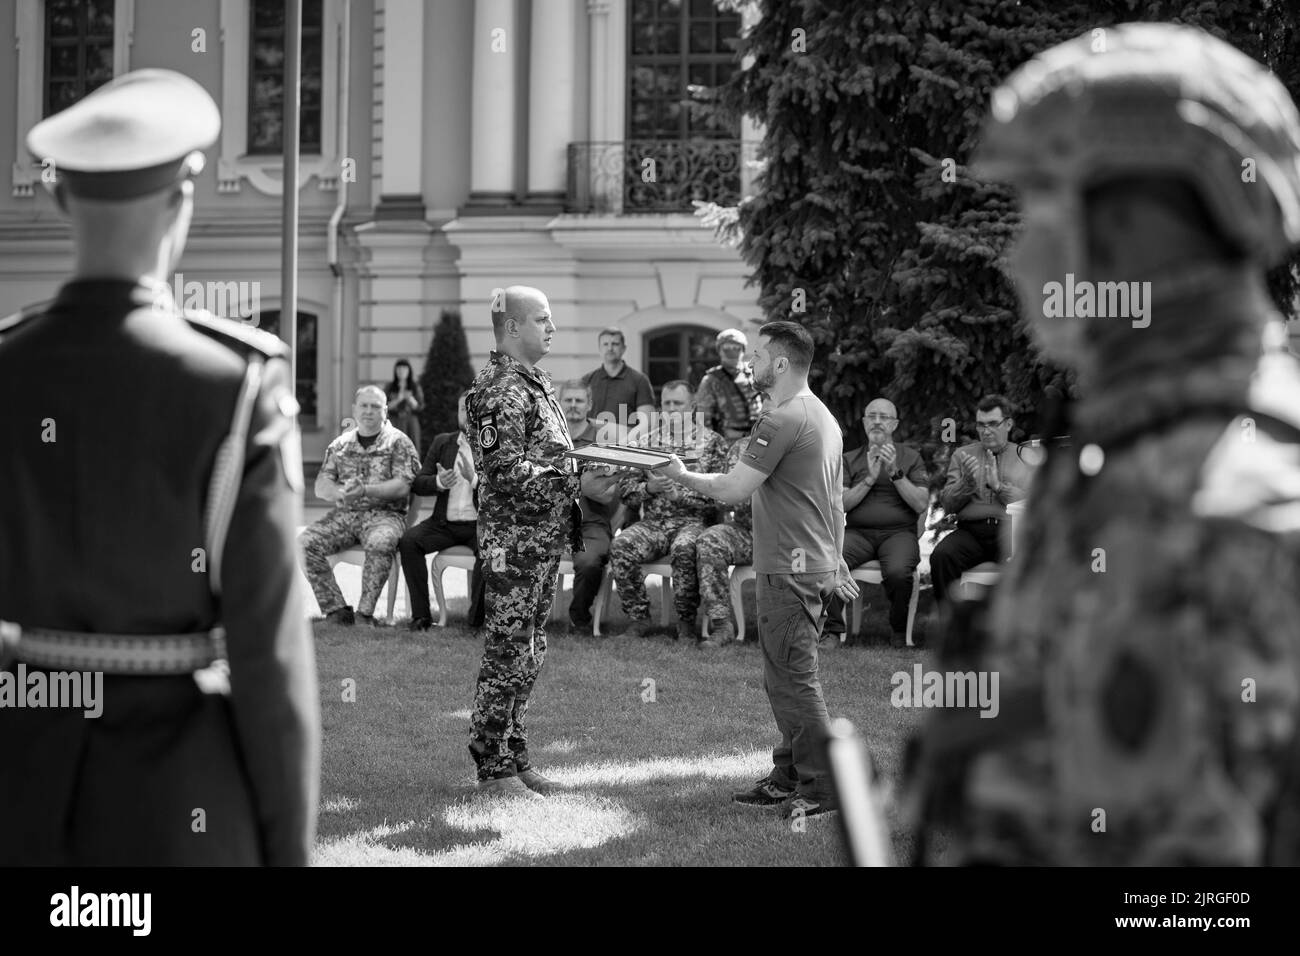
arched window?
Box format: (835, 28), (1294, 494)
(257, 310), (318, 427)
(644, 324), (718, 403)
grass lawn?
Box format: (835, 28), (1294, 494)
(311, 574), (948, 867)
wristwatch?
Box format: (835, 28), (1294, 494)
(889, 467), (904, 481)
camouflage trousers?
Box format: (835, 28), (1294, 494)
(298, 508), (406, 616)
(610, 517), (706, 623)
(696, 523), (752, 625)
(470, 547), (560, 780)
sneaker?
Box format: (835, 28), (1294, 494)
(475, 775), (537, 797)
(780, 794), (838, 819)
(696, 637), (718, 649)
(675, 620), (697, 642)
(890, 631), (908, 648)
(732, 776), (797, 807)
(621, 619), (657, 639)
(407, 617), (433, 632)
(324, 606), (355, 626)
(515, 767), (561, 795)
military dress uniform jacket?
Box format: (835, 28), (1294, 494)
(0, 280), (320, 866)
(465, 350), (582, 554)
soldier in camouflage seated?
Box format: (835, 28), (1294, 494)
(610, 380), (731, 644)
(299, 385), (420, 627)
(908, 22), (1300, 866)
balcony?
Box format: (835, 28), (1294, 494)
(567, 139), (755, 215)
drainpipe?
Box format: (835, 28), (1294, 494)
(327, 0), (352, 434)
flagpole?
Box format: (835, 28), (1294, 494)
(281, 0), (302, 387)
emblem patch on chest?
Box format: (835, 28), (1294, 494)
(479, 411), (499, 451)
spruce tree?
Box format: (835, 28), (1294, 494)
(714, 0), (1300, 455)
(417, 309), (475, 458)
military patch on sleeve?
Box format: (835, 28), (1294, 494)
(479, 411), (499, 451)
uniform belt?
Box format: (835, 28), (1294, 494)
(0, 620), (224, 675)
(958, 517), (1005, 526)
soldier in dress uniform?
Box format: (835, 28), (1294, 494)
(0, 70), (320, 865)
(907, 23), (1300, 866)
(464, 285), (583, 796)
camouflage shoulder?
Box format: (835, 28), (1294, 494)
(0, 299), (54, 342)
(181, 309), (291, 361)
(477, 366), (532, 411)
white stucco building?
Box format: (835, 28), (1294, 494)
(0, 0), (764, 462)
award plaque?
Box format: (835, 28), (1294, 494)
(565, 444), (676, 469)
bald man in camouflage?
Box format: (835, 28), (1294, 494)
(464, 286), (583, 797)
(908, 23), (1300, 866)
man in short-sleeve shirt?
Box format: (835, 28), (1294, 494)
(825, 398), (931, 646)
(583, 327), (655, 440)
(652, 322), (859, 819)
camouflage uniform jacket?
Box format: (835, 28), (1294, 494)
(696, 364), (763, 441)
(319, 421), (420, 514)
(942, 345), (1300, 866)
(617, 423), (730, 523)
(465, 350), (581, 552)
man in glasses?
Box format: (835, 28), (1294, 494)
(824, 398), (930, 646)
(928, 394), (1035, 609)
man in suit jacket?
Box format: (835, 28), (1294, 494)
(398, 390), (485, 630)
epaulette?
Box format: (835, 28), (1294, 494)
(0, 299), (54, 342)
(181, 308), (290, 361)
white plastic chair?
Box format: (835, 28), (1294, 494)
(429, 544), (477, 628)
(849, 561), (924, 647)
(322, 495), (421, 624)
(726, 565), (755, 642)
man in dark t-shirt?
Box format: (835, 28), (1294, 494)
(582, 327), (655, 440)
(825, 398), (930, 646)
(652, 321), (859, 820)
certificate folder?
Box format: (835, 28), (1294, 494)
(564, 444), (695, 469)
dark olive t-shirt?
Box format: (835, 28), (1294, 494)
(843, 443), (928, 532)
(741, 391), (844, 574)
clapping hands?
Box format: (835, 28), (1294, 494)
(341, 477), (365, 502)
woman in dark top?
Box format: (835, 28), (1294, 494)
(385, 359), (423, 453)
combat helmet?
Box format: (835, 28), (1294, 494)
(972, 22), (1300, 267)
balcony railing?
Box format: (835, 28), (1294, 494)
(567, 139), (754, 214)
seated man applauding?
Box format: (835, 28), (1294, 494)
(398, 390), (485, 631)
(928, 394), (1036, 609)
(825, 398), (930, 647)
(299, 385), (420, 626)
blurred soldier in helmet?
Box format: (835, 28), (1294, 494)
(907, 23), (1300, 866)
(696, 329), (763, 446)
